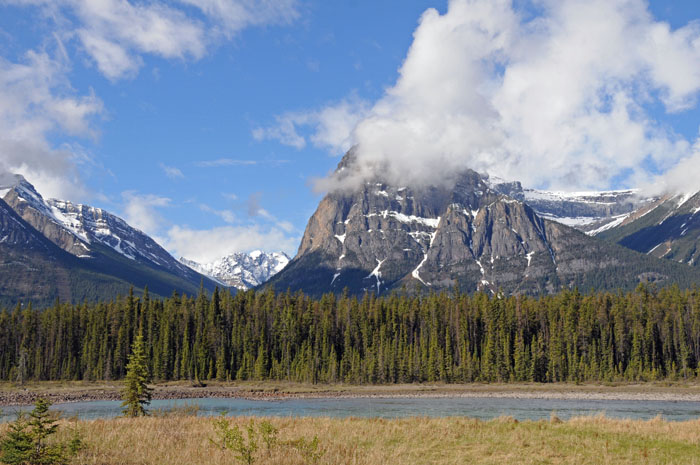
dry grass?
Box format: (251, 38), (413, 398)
(2, 413), (698, 465)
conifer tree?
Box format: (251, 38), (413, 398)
(0, 398), (81, 465)
(121, 333), (152, 417)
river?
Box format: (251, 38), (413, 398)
(2, 396), (700, 422)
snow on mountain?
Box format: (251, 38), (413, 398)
(484, 175), (655, 235)
(0, 174), (199, 279)
(180, 251), (290, 290)
(267, 153), (699, 296)
(597, 190), (700, 267)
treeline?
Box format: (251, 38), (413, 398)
(1, 284), (700, 384)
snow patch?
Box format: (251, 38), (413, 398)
(366, 258), (385, 293)
(411, 224), (440, 286)
(586, 213), (631, 236)
(366, 210), (440, 228)
(539, 214), (601, 227)
(525, 251), (534, 267)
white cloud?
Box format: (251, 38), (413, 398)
(195, 158), (258, 167)
(127, 191), (300, 261)
(162, 224), (299, 263)
(10, 0), (300, 80)
(179, 0), (299, 38)
(253, 96), (371, 153)
(121, 191), (171, 235)
(268, 0), (700, 195)
(0, 0), (300, 204)
(159, 163), (184, 179)
(72, 0), (207, 80)
(199, 203), (236, 223)
(0, 49), (102, 200)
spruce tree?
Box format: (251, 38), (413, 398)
(121, 333), (152, 417)
(0, 398), (81, 465)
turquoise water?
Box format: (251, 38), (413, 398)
(3, 396), (700, 423)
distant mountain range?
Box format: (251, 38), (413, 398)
(180, 251), (290, 290)
(2, 162), (699, 307)
(486, 176), (654, 235)
(266, 152), (700, 296)
(0, 174), (221, 307)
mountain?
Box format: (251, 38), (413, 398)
(486, 176), (655, 235)
(266, 154), (700, 296)
(598, 191), (700, 266)
(0, 174), (218, 305)
(0, 197), (139, 308)
(180, 251), (290, 290)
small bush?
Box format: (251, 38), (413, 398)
(0, 398), (83, 465)
(211, 416), (258, 465)
(258, 421), (278, 455)
(287, 436), (325, 464)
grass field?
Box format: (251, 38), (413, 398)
(3, 412), (699, 464)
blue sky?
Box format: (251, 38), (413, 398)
(1, 0), (700, 262)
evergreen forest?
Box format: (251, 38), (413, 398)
(1, 284), (700, 384)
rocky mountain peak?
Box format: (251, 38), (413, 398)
(180, 251), (290, 290)
(268, 158), (695, 296)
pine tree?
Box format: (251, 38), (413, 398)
(0, 398), (81, 465)
(121, 334), (152, 417)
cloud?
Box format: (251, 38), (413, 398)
(195, 158), (258, 167)
(128, 190), (300, 261)
(121, 191), (171, 235)
(199, 203), (236, 223)
(0, 49), (102, 200)
(253, 96), (371, 153)
(163, 224), (299, 263)
(268, 0), (700, 195)
(194, 158), (290, 167)
(159, 163), (184, 179)
(179, 0), (299, 39)
(10, 0), (300, 80)
(644, 141), (700, 196)
(0, 0), (300, 203)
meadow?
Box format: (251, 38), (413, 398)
(3, 412), (698, 465)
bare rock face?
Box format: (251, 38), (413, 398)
(2, 178), (90, 257)
(0, 198), (74, 306)
(267, 154), (700, 296)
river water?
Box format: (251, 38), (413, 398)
(3, 396), (700, 422)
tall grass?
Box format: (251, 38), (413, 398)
(2, 414), (698, 464)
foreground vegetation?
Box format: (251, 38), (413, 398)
(2, 412), (699, 465)
(2, 284), (700, 384)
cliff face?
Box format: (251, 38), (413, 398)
(267, 155), (697, 296)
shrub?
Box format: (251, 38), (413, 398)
(211, 416), (258, 465)
(0, 399), (82, 465)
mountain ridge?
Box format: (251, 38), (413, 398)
(266, 154), (700, 296)
(0, 174), (219, 306)
(180, 250), (289, 290)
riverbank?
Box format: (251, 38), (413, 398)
(3, 381), (700, 406)
(3, 414), (698, 465)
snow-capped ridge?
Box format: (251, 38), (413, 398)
(180, 251), (290, 290)
(1, 174), (198, 278)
